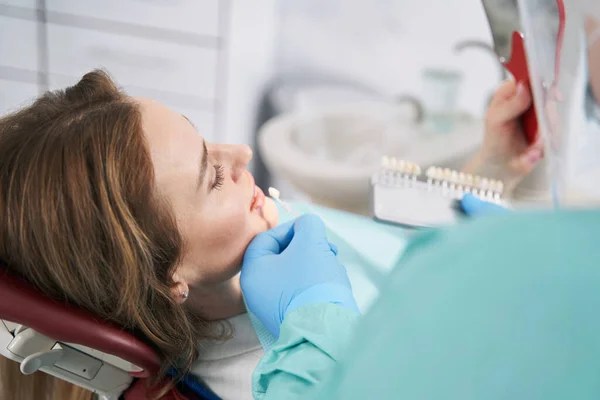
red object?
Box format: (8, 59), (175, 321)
(0, 267), (160, 376)
(503, 0), (566, 145)
(555, 0), (566, 80)
(503, 31), (538, 144)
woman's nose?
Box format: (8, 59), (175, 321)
(208, 143), (252, 183)
(230, 145), (252, 182)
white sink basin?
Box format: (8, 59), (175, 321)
(258, 103), (484, 214)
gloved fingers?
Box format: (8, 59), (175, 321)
(460, 193), (508, 217)
(244, 219), (296, 259)
(288, 214), (330, 250)
(329, 242), (338, 256)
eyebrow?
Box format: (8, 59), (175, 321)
(197, 139), (208, 191)
(182, 114), (195, 128)
(181, 114), (208, 191)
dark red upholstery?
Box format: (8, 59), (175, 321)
(0, 265), (207, 399)
(0, 265), (160, 377)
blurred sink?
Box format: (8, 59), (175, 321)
(403, 113), (484, 170)
(258, 103), (483, 215)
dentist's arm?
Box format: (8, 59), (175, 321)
(241, 215), (360, 399)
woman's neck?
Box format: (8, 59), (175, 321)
(187, 274), (245, 321)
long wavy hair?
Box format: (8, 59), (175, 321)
(0, 70), (214, 399)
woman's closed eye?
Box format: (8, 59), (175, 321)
(212, 163), (224, 190)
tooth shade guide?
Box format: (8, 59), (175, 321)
(377, 159), (504, 202)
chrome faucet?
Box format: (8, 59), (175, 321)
(394, 94), (424, 123)
(454, 39), (507, 81)
(454, 39), (507, 107)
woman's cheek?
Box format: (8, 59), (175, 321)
(262, 197), (279, 228)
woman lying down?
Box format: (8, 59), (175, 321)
(0, 70), (540, 400)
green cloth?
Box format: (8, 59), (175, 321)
(253, 209), (600, 399)
(252, 303), (360, 399)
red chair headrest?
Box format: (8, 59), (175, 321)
(0, 264), (160, 377)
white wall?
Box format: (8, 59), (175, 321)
(222, 0), (278, 144)
(0, 0), (280, 148)
(274, 0), (500, 118)
(0, 1), (228, 143)
(0, 0), (501, 147)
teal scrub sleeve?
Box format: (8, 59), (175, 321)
(252, 302), (360, 400)
(313, 209), (600, 400)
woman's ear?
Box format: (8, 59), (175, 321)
(171, 271), (190, 304)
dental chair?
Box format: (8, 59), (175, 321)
(0, 264), (213, 400)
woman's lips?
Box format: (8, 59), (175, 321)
(247, 170), (265, 211)
(251, 185), (266, 211)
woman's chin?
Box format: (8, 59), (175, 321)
(262, 197), (279, 228)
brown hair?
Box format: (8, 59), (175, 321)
(0, 357), (92, 400)
(0, 70), (210, 398)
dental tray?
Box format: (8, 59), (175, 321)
(370, 157), (506, 228)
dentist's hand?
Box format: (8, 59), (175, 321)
(241, 214), (359, 338)
(460, 194), (509, 217)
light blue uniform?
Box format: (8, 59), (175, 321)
(245, 202), (409, 352)
(248, 207), (600, 399)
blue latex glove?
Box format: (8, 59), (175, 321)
(460, 193), (508, 217)
(241, 214), (359, 338)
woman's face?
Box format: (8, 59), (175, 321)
(137, 97), (279, 288)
